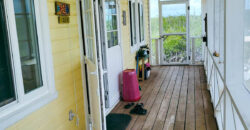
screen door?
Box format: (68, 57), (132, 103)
(159, 0), (189, 64)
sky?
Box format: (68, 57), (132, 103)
(150, 0), (201, 18)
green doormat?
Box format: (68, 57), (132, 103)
(106, 114), (132, 130)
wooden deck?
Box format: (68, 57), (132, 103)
(111, 66), (218, 130)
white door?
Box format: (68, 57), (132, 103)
(81, 0), (102, 129)
(104, 0), (123, 113)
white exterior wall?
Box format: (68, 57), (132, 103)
(203, 0), (250, 129)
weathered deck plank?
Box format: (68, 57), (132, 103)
(195, 67), (206, 130)
(174, 66), (189, 130)
(141, 67), (175, 130)
(185, 66), (196, 130)
(109, 66), (218, 130)
(152, 67), (180, 130)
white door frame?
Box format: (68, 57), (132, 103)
(93, 0), (109, 129)
(158, 0), (190, 65)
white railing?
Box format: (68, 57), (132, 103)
(204, 46), (248, 130)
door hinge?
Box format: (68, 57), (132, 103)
(104, 90), (110, 108)
(83, 56), (87, 64)
(105, 91), (109, 100)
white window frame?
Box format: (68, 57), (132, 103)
(0, 0), (57, 129)
(104, 0), (121, 49)
(129, 0), (146, 53)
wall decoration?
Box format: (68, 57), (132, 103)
(58, 16), (70, 24)
(55, 1), (70, 24)
(55, 2), (70, 16)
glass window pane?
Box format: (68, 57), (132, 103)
(105, 0), (116, 14)
(110, 0), (116, 14)
(132, 3), (136, 43)
(129, 1), (134, 46)
(105, 0), (118, 48)
(129, 2), (137, 46)
(138, 3), (141, 42)
(139, 4), (144, 42)
(14, 0), (43, 93)
(86, 39), (94, 62)
(106, 15), (117, 31)
(106, 15), (111, 30)
(112, 15), (117, 30)
(113, 31), (118, 46)
(84, 12), (93, 37)
(107, 32), (112, 47)
(107, 31), (118, 48)
(0, 1), (15, 107)
(83, 0), (90, 10)
(83, 0), (95, 63)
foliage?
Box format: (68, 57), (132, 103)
(163, 16), (186, 33)
(164, 35), (186, 61)
(150, 15), (202, 62)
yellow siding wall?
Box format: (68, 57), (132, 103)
(120, 0), (150, 70)
(143, 0), (150, 52)
(7, 0), (86, 130)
